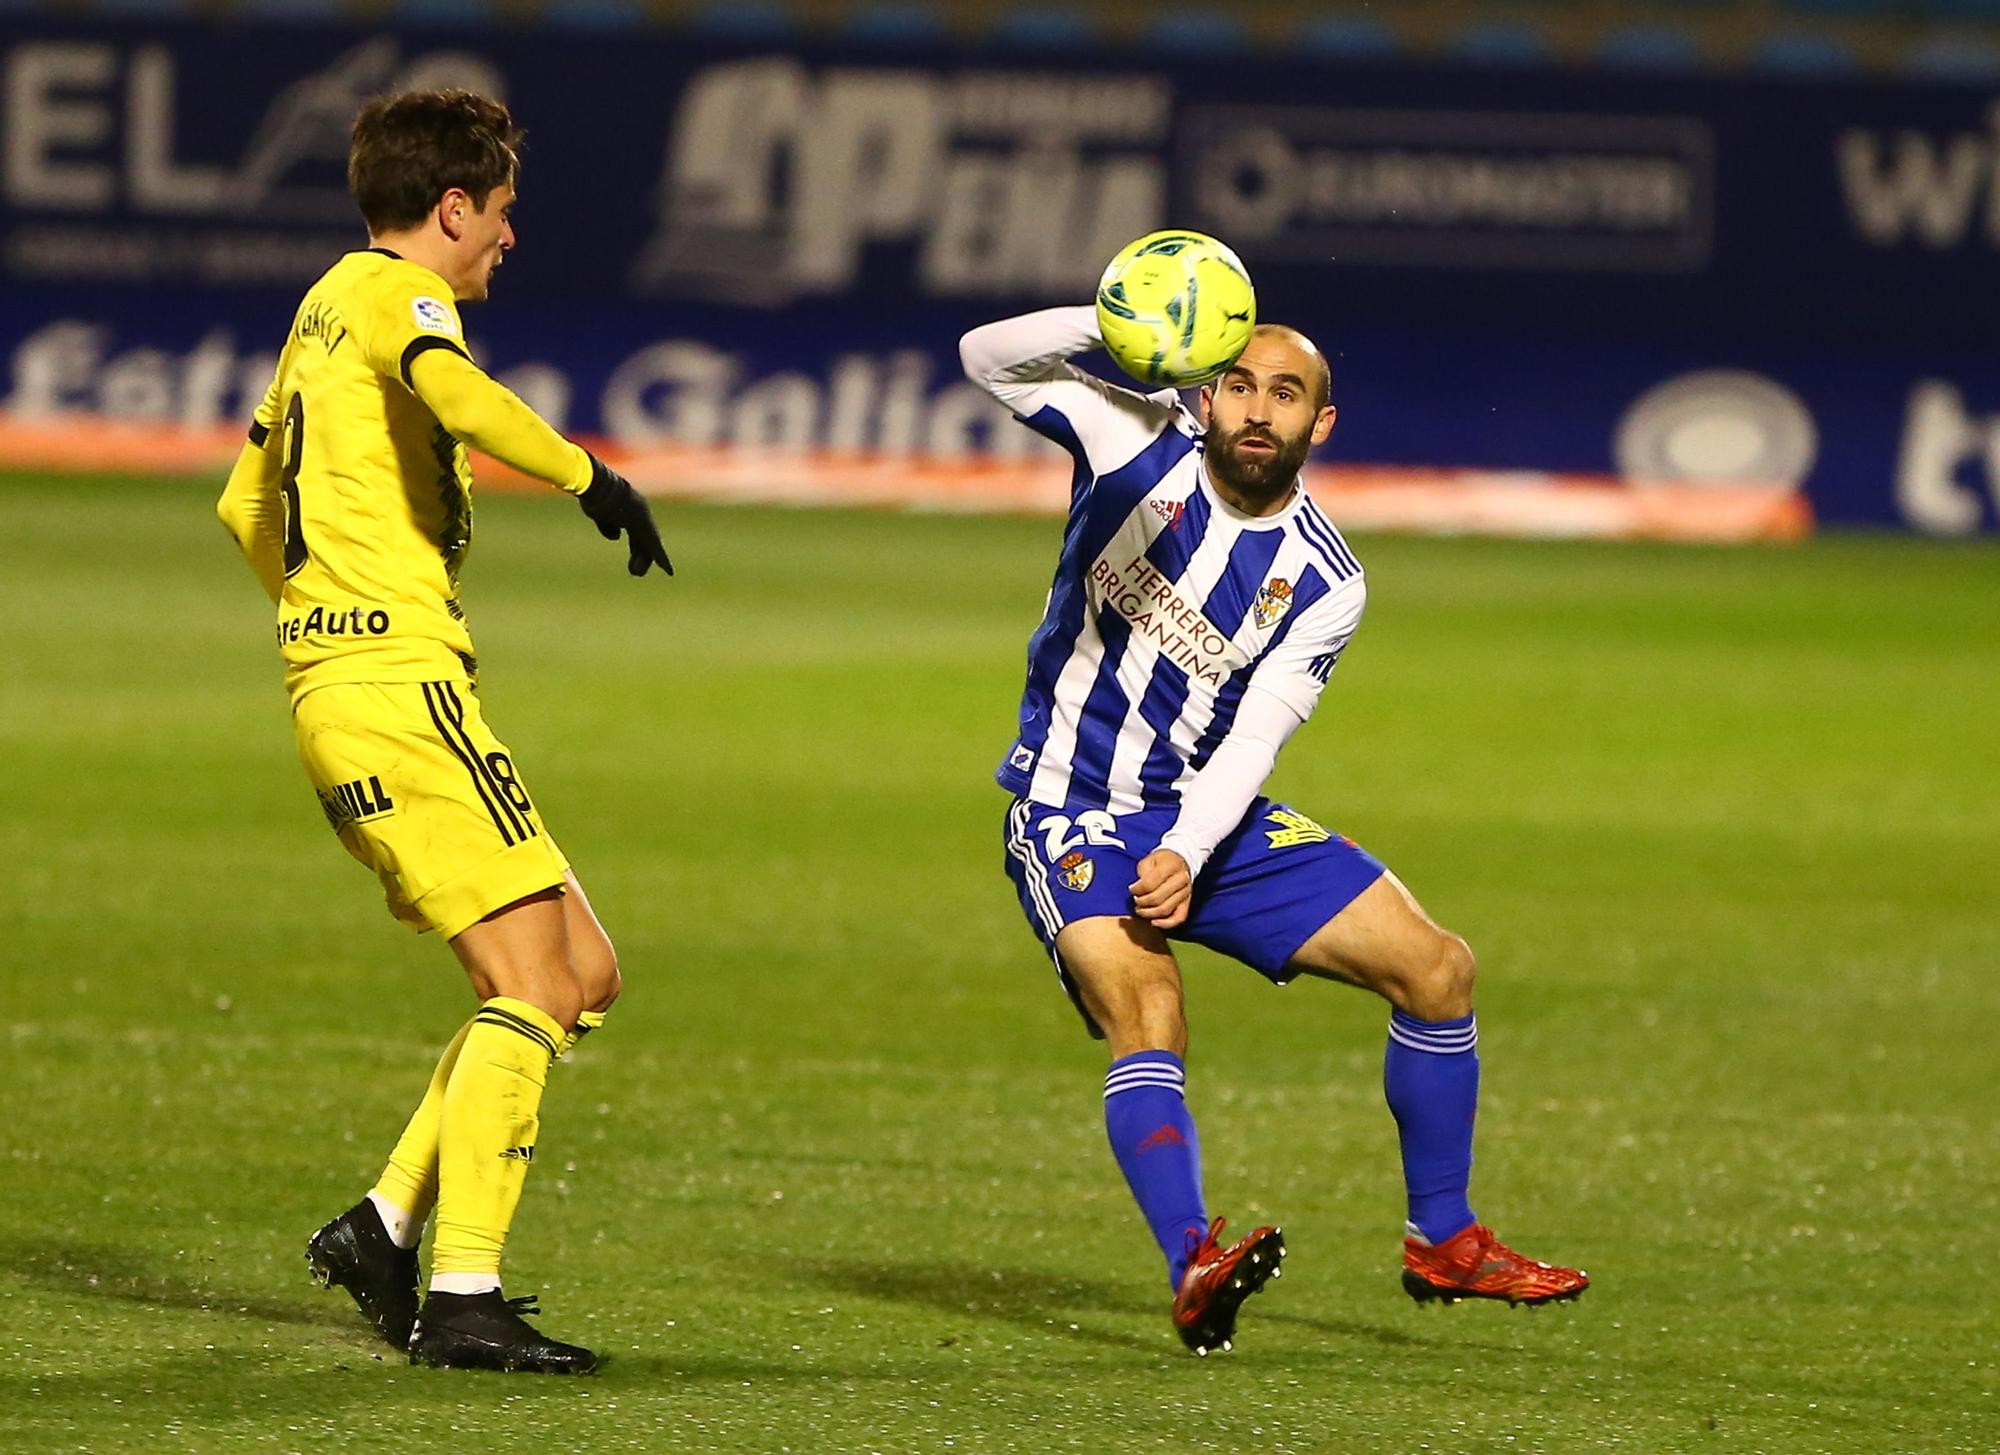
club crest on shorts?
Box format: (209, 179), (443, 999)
(1056, 849), (1095, 892)
(1265, 806), (1331, 848)
(1252, 577), (1294, 628)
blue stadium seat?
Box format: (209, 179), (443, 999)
(1920, 0), (2000, 20)
(542, 0), (644, 31)
(1751, 31), (1860, 75)
(1904, 33), (2000, 78)
(846, 3), (950, 46)
(1141, 12), (1251, 54)
(399, 0), (496, 27)
(992, 8), (1097, 52)
(1597, 26), (1705, 70)
(1449, 21), (1555, 68)
(236, 0), (347, 18)
(1295, 17), (1402, 62)
(689, 0), (794, 41)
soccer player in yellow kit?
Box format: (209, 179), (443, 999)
(215, 91), (669, 1375)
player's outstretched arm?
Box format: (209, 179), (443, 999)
(216, 438), (286, 603)
(959, 305), (1180, 478)
(406, 347), (672, 577)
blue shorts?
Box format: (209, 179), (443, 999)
(1001, 795), (1386, 1035)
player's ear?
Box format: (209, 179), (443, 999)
(1198, 385), (1213, 424)
(1311, 405), (1336, 446)
(437, 187), (471, 241)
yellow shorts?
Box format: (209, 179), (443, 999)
(291, 680), (569, 939)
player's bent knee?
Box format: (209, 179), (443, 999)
(485, 957), (585, 1031)
(577, 952), (621, 1013)
(1102, 981), (1188, 1060)
(1406, 932), (1476, 1021)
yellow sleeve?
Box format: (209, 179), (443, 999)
(406, 345), (593, 494)
(249, 345), (287, 445)
(217, 437), (285, 602)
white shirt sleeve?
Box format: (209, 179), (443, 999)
(1158, 686), (1303, 880)
(959, 306), (1181, 477)
(1157, 575), (1368, 878)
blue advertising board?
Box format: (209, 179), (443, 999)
(4, 15), (1999, 531)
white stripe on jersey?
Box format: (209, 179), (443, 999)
(1014, 425), (1365, 816)
(963, 308), (1366, 819)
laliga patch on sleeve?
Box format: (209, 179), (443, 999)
(411, 296), (460, 337)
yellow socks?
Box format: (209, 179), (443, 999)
(370, 1005), (606, 1265)
(429, 997), (563, 1288)
(559, 1008), (607, 1059)
(370, 1015), (476, 1242)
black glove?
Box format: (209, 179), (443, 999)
(577, 452), (673, 578)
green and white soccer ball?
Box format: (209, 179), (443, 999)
(1095, 230), (1257, 388)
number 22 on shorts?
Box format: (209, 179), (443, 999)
(1035, 810), (1125, 862)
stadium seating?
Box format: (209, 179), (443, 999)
(1597, 25), (1707, 69)
(1294, 17), (1403, 61)
(1903, 32), (2000, 74)
(1449, 21), (1557, 67)
(845, 3), (950, 46)
(1752, 31), (1861, 74)
(399, 0), (496, 27)
(541, 0), (645, 32)
(1139, 11), (1252, 54)
(992, 7), (1099, 52)
(688, 0), (796, 41)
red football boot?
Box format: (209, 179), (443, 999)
(1401, 1223), (1588, 1307)
(1171, 1218), (1287, 1355)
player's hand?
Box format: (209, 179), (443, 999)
(1130, 849), (1193, 930)
(578, 453), (674, 578)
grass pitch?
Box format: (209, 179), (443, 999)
(2, 474), (1996, 1453)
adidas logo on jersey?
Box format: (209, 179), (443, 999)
(1148, 498), (1187, 532)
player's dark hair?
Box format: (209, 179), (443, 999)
(348, 90), (522, 233)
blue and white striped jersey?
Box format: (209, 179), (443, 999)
(963, 308), (1367, 823)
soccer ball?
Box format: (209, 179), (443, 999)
(1095, 230), (1257, 388)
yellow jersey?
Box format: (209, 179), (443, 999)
(237, 249), (551, 701)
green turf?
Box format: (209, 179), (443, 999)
(2, 474), (1995, 1452)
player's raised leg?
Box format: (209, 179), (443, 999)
(1286, 871), (1587, 1306)
(404, 888), (598, 1373)
(306, 1010), (470, 1350)
(310, 869), (622, 1352)
(556, 870), (621, 1054)
(1055, 916), (1286, 1355)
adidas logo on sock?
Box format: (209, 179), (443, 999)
(499, 1146), (536, 1162)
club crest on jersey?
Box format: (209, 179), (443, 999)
(1056, 850), (1094, 892)
(1148, 497), (1186, 532)
(1252, 577), (1294, 628)
(411, 296), (459, 337)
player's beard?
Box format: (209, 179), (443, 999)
(1204, 422), (1313, 508)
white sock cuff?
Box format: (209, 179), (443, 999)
(1103, 1057), (1187, 1102)
(366, 1191), (422, 1250)
(429, 1271), (501, 1296)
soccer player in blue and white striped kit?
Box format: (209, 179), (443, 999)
(963, 306), (1588, 1355)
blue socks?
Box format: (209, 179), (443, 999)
(1384, 1009), (1480, 1245)
(1103, 1051), (1208, 1290)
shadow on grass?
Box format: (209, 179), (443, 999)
(0, 1234), (356, 1335)
(785, 1253), (1157, 1352)
(783, 1252), (1500, 1360)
